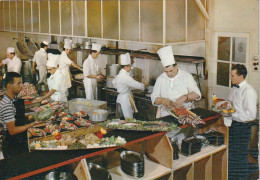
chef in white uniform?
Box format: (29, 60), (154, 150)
(37, 53), (67, 102)
(57, 38), (83, 92)
(32, 41), (49, 84)
(112, 53), (145, 119)
(83, 43), (104, 100)
(0, 47), (22, 73)
(151, 46), (201, 118)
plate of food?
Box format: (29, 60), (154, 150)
(74, 117), (92, 127)
(215, 100), (235, 115)
(72, 111), (87, 118)
(61, 114), (74, 121)
(59, 121), (78, 131)
(28, 127), (46, 138)
(44, 124), (61, 134)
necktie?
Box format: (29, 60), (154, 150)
(233, 84), (240, 88)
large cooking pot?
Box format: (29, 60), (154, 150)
(106, 64), (120, 77)
(90, 109), (109, 122)
(83, 41), (91, 49)
(106, 76), (114, 88)
(20, 60), (34, 83)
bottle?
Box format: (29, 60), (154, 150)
(171, 138), (179, 160)
(211, 93), (218, 110)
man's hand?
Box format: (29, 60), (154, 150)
(27, 114), (35, 121)
(96, 75), (104, 79)
(158, 98), (173, 108)
(174, 95), (188, 107)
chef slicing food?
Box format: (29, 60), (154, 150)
(35, 53), (68, 102)
(0, 72), (40, 158)
(112, 53), (145, 119)
(151, 46), (201, 118)
(32, 41), (49, 85)
(0, 47), (22, 73)
(83, 43), (104, 100)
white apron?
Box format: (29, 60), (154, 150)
(117, 91), (137, 119)
(84, 78), (97, 100)
(61, 69), (72, 89)
(37, 65), (47, 84)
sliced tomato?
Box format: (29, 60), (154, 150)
(96, 131), (103, 139)
(55, 133), (62, 140)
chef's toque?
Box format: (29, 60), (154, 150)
(7, 47), (15, 53)
(91, 43), (102, 52)
(120, 53), (131, 65)
(157, 46), (175, 67)
(43, 41), (49, 46)
(64, 38), (72, 50)
(47, 53), (59, 67)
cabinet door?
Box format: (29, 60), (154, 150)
(24, 0), (31, 32)
(17, 0), (24, 31)
(120, 0), (139, 41)
(103, 1), (119, 39)
(4, 1), (10, 31)
(187, 0), (205, 41)
(40, 0), (49, 33)
(10, 1), (16, 31)
(87, 0), (101, 38)
(140, 0), (163, 43)
(50, 1), (60, 34)
(0, 1), (3, 30)
(166, 0), (185, 43)
(73, 0), (85, 36)
(61, 0), (72, 35)
(32, 0), (39, 32)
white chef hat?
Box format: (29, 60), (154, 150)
(43, 41), (49, 46)
(64, 38), (72, 49)
(91, 43), (101, 52)
(120, 53), (131, 65)
(47, 53), (59, 67)
(157, 46), (176, 67)
(7, 47), (15, 53)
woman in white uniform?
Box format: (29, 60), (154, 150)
(36, 54), (67, 102)
(32, 41), (49, 84)
(0, 47), (22, 73)
(83, 43), (104, 100)
(112, 53), (145, 119)
(57, 39), (83, 92)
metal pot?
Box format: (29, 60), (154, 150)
(20, 60), (34, 83)
(90, 109), (109, 122)
(83, 41), (91, 49)
(106, 76), (114, 88)
(44, 171), (74, 180)
(106, 64), (120, 77)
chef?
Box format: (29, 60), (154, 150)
(58, 38), (83, 94)
(83, 43), (104, 100)
(37, 54), (67, 102)
(0, 47), (22, 73)
(0, 72), (39, 158)
(32, 41), (49, 84)
(226, 64), (257, 179)
(151, 46), (201, 118)
(112, 53), (145, 119)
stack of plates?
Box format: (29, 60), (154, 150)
(120, 151), (145, 178)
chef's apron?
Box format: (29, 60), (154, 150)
(84, 78), (97, 100)
(37, 65), (47, 84)
(2, 99), (28, 158)
(117, 92), (137, 119)
(64, 69), (72, 89)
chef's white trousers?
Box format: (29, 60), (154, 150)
(37, 66), (47, 84)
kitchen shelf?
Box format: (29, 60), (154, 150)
(108, 157), (172, 180)
(173, 145), (227, 171)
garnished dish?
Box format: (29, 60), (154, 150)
(28, 127), (46, 137)
(167, 105), (204, 127)
(34, 107), (53, 121)
(61, 114), (74, 121)
(215, 101), (235, 115)
(99, 118), (178, 132)
(73, 111), (86, 117)
(17, 83), (37, 98)
(44, 124), (60, 134)
(59, 121), (78, 131)
(74, 117), (92, 127)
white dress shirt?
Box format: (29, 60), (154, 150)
(83, 55), (98, 79)
(2, 55), (22, 73)
(228, 80), (257, 122)
(32, 48), (47, 69)
(151, 69), (201, 117)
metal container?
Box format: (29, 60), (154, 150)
(44, 171), (74, 180)
(106, 76), (114, 88)
(90, 109), (109, 122)
(181, 136), (203, 156)
(88, 163), (112, 180)
(20, 60), (34, 83)
(106, 64), (120, 77)
(83, 42), (91, 49)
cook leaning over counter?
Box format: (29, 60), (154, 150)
(36, 54), (67, 102)
(83, 43), (104, 100)
(32, 41), (49, 85)
(0, 47), (22, 73)
(0, 72), (40, 158)
(151, 46), (201, 118)
(112, 53), (145, 119)
(57, 38), (83, 97)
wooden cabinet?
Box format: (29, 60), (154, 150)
(17, 0), (24, 32)
(10, 1), (16, 31)
(61, 0), (72, 35)
(32, 1), (39, 33)
(39, 0), (49, 33)
(87, 0), (102, 38)
(50, 1), (60, 35)
(24, 0), (31, 32)
(73, 0), (85, 36)
(3, 1), (10, 31)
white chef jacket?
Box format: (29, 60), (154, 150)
(58, 51), (73, 88)
(2, 55), (22, 73)
(47, 68), (67, 102)
(112, 69), (145, 118)
(228, 80), (257, 123)
(151, 69), (201, 117)
(83, 54), (98, 100)
(32, 48), (47, 84)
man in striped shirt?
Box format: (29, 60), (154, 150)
(0, 72), (39, 158)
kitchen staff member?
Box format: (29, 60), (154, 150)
(0, 47), (22, 73)
(0, 72), (39, 158)
(58, 38), (83, 93)
(37, 54), (67, 102)
(112, 53), (145, 119)
(32, 41), (49, 84)
(151, 46), (201, 118)
(226, 64), (257, 180)
(83, 43), (104, 100)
